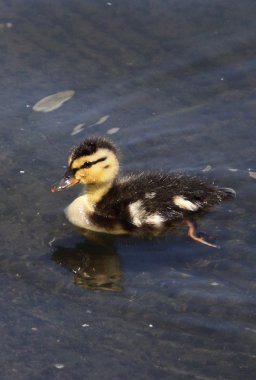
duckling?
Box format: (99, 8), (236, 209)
(51, 137), (235, 247)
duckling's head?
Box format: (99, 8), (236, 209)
(51, 137), (119, 192)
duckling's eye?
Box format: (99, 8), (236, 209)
(82, 161), (93, 169)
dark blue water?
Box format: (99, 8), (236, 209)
(1, 1), (256, 379)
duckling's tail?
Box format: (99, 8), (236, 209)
(220, 187), (236, 199)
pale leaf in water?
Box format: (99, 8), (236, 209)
(202, 165), (212, 172)
(107, 127), (120, 135)
(249, 171), (256, 179)
(228, 168), (238, 172)
(94, 115), (110, 126)
(71, 123), (85, 136)
(33, 90), (75, 112)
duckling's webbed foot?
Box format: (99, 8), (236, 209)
(183, 219), (219, 248)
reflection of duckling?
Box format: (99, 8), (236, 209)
(52, 137), (235, 247)
(52, 236), (122, 291)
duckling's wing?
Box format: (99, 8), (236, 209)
(119, 173), (231, 213)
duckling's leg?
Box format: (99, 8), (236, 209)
(183, 219), (218, 248)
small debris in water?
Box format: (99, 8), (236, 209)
(33, 90), (75, 113)
(31, 327), (38, 331)
(19, 170), (25, 174)
(0, 22), (13, 29)
(48, 237), (56, 247)
(202, 165), (212, 172)
(94, 115), (110, 126)
(82, 323), (90, 327)
(228, 168), (238, 172)
(210, 282), (219, 286)
(148, 324), (154, 328)
(179, 272), (192, 278)
(70, 115), (110, 136)
(245, 327), (256, 334)
(54, 363), (64, 369)
(71, 123), (85, 136)
(107, 127), (120, 135)
(107, 2), (112, 5)
(248, 171), (256, 179)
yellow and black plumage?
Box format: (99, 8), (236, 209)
(51, 137), (235, 247)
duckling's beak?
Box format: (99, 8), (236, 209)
(51, 168), (79, 192)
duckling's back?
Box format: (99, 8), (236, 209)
(92, 173), (235, 232)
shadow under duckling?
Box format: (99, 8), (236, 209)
(51, 137), (235, 248)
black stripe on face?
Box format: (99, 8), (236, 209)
(81, 156), (107, 169)
(69, 156), (107, 174)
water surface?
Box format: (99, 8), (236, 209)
(1, 1), (256, 379)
